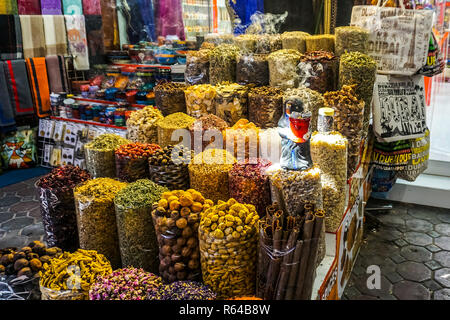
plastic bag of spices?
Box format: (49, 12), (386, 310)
(184, 84), (217, 118)
(234, 34), (258, 53)
(305, 35), (336, 53)
(228, 159), (272, 217)
(152, 189), (214, 283)
(156, 112), (196, 148)
(115, 143), (161, 182)
(248, 86), (283, 129)
(84, 134), (130, 178)
(334, 26), (369, 57)
(188, 114), (228, 154)
(36, 166), (91, 252)
(236, 53), (269, 86)
(114, 180), (168, 272)
(209, 44), (240, 85)
(74, 178), (127, 268)
(281, 31), (310, 53)
(148, 145), (192, 191)
(126, 106), (163, 144)
(185, 50), (210, 85)
(199, 198), (260, 299)
(223, 119), (260, 161)
(204, 33), (234, 45)
(267, 49), (302, 89)
(154, 82), (187, 116)
(188, 149), (237, 203)
(255, 34), (282, 54)
(298, 51), (339, 94)
(214, 82), (249, 126)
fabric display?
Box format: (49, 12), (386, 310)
(3, 59), (35, 117)
(26, 57), (51, 118)
(17, 0), (41, 14)
(0, 15), (23, 60)
(156, 0), (185, 40)
(64, 14), (90, 70)
(40, 0), (62, 14)
(229, 0), (264, 34)
(85, 15), (106, 66)
(82, 0), (101, 15)
(0, 128), (37, 169)
(0, 0), (19, 14)
(43, 15), (68, 56)
(46, 55), (69, 94)
(62, 0), (83, 15)
(100, 0), (120, 50)
(19, 15), (46, 59)
(117, 0), (157, 44)
(0, 62), (16, 131)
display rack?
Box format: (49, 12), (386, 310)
(182, 0), (211, 40)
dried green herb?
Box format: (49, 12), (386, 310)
(209, 44), (240, 85)
(334, 26), (369, 56)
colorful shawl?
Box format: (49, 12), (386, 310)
(0, 0), (19, 14)
(0, 62), (16, 131)
(117, 0), (156, 44)
(3, 59), (34, 116)
(62, 0), (83, 15)
(40, 0), (62, 14)
(43, 15), (68, 56)
(46, 55), (69, 94)
(64, 15), (90, 70)
(0, 15), (23, 60)
(85, 15), (106, 66)
(82, 0), (101, 15)
(18, 0), (41, 14)
(19, 15), (46, 59)
(156, 0), (185, 40)
(101, 0), (120, 50)
(26, 57), (51, 118)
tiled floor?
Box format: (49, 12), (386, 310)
(0, 177), (449, 300)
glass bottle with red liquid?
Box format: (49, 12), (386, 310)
(278, 97), (313, 170)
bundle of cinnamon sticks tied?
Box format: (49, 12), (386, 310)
(257, 202), (324, 300)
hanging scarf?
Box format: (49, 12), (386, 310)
(40, 0), (62, 14)
(117, 0), (157, 44)
(101, 0), (120, 50)
(0, 0), (18, 14)
(0, 62), (16, 131)
(85, 15), (106, 66)
(18, 0), (41, 14)
(43, 15), (68, 56)
(64, 15), (90, 70)
(26, 57), (51, 118)
(82, 0), (101, 15)
(116, 0), (129, 46)
(0, 15), (23, 60)
(3, 60), (34, 117)
(20, 15), (46, 59)
(62, 0), (83, 15)
(157, 0), (185, 40)
(46, 55), (69, 94)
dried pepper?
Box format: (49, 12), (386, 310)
(209, 44), (240, 85)
(126, 106), (164, 144)
(84, 134), (130, 178)
(39, 249), (112, 300)
(267, 49), (303, 89)
(157, 112), (196, 148)
(74, 178), (127, 268)
(114, 180), (168, 272)
(248, 86), (283, 129)
(152, 189), (214, 283)
(115, 143), (161, 182)
(199, 198), (260, 299)
(184, 84), (217, 118)
(154, 82), (188, 116)
(214, 82), (249, 126)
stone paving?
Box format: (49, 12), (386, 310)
(0, 177), (449, 300)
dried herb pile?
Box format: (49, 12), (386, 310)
(334, 26), (369, 56)
(248, 86), (283, 128)
(126, 106), (164, 144)
(157, 112), (196, 148)
(154, 82), (187, 116)
(148, 281), (216, 300)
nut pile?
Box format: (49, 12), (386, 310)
(334, 26), (369, 56)
(148, 145), (192, 190)
(223, 119), (260, 161)
(324, 85), (364, 177)
(236, 53), (269, 86)
(84, 134), (131, 178)
(184, 84), (217, 118)
(0, 241), (62, 278)
(74, 178), (127, 268)
(185, 50), (210, 85)
(152, 189), (214, 283)
(267, 49), (302, 89)
(39, 249), (112, 300)
(188, 149), (236, 203)
(209, 44), (240, 85)
(298, 51), (338, 94)
(284, 87), (325, 132)
(214, 82), (249, 126)
(115, 143), (161, 182)
(189, 114), (228, 153)
(89, 268), (162, 300)
(114, 180), (168, 272)
(148, 281), (216, 300)
(157, 112), (196, 148)
(199, 198), (260, 299)
(281, 31), (310, 53)
(36, 165), (91, 251)
(126, 106), (164, 144)
(154, 82), (188, 116)
(248, 86), (283, 128)
(305, 34), (335, 53)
